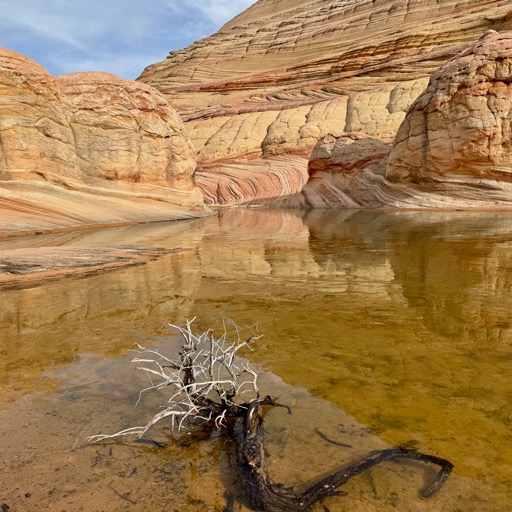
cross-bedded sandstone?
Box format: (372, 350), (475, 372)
(139, 0), (512, 206)
(0, 49), (208, 236)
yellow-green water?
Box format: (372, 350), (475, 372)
(1, 209), (511, 511)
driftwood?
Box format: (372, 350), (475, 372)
(88, 320), (454, 511)
(237, 396), (453, 511)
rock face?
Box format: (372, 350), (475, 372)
(56, 72), (197, 192)
(305, 30), (512, 208)
(386, 30), (512, 186)
(139, 0), (512, 206)
(304, 133), (391, 207)
(0, 49), (78, 184)
(0, 48), (207, 237)
(196, 155), (308, 206)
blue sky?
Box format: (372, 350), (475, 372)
(0, 0), (254, 79)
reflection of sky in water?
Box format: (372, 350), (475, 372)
(1, 209), (512, 509)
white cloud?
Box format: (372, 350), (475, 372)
(0, 0), (153, 50)
(0, 3), (86, 49)
(178, 0), (254, 26)
(0, 0), (255, 78)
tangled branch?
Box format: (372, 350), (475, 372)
(87, 318), (262, 442)
(87, 320), (453, 511)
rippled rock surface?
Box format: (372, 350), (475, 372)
(139, 0), (512, 206)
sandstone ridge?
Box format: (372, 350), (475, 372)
(139, 0), (512, 206)
(306, 30), (512, 208)
(0, 48), (209, 237)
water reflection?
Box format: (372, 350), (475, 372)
(1, 209), (512, 509)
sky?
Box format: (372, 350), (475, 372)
(0, 0), (254, 79)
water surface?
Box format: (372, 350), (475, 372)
(1, 209), (511, 511)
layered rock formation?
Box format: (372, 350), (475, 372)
(305, 30), (512, 208)
(0, 245), (172, 288)
(386, 30), (512, 186)
(0, 48), (208, 237)
(305, 132), (391, 207)
(139, 0), (512, 206)
(4, 1), (512, 217)
(57, 72), (197, 193)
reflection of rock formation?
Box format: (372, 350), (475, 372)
(0, 48), (208, 237)
(385, 212), (512, 344)
(299, 209), (512, 343)
(198, 209), (318, 278)
(139, 0), (512, 205)
(198, 209), (399, 295)
(0, 221), (207, 402)
(4, 208), (512, 405)
(303, 210), (404, 298)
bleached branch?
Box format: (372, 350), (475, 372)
(88, 319), (262, 442)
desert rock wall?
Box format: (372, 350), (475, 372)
(0, 49), (80, 184)
(139, 0), (512, 205)
(386, 30), (512, 185)
(4, 1), (512, 216)
(304, 30), (512, 209)
(57, 72), (197, 191)
(0, 49), (208, 236)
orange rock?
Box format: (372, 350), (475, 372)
(0, 48), (80, 184)
(306, 31), (512, 208)
(0, 49), (208, 237)
(56, 72), (197, 192)
(139, 0), (512, 206)
(387, 30), (512, 186)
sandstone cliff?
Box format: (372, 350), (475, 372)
(305, 30), (512, 208)
(387, 30), (512, 189)
(0, 48), (208, 237)
(139, 0), (512, 206)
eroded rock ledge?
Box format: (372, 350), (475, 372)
(0, 49), (210, 237)
(0, 246), (187, 289)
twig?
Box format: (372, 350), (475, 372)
(238, 398), (453, 511)
(88, 320), (454, 511)
(314, 428), (352, 448)
(88, 320), (261, 441)
(108, 481), (137, 504)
